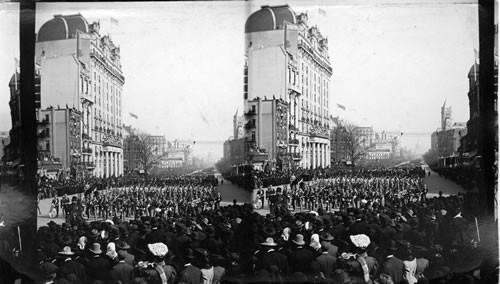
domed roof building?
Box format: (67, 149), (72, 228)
(37, 14), (89, 42)
(245, 5), (297, 33)
(240, 5), (332, 170)
(34, 14), (124, 178)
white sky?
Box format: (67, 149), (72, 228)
(0, 1), (478, 157)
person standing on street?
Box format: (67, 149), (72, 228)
(51, 196), (60, 218)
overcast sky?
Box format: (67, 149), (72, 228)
(0, 1), (478, 157)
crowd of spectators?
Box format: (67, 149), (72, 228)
(431, 166), (482, 191)
(33, 166), (497, 284)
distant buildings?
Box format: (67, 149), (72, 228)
(148, 135), (166, 157)
(441, 100), (453, 130)
(329, 118), (349, 164)
(228, 5), (332, 170)
(430, 99), (467, 167)
(34, 14), (125, 178)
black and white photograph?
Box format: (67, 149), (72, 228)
(0, 0), (498, 283)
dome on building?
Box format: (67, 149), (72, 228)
(38, 14), (89, 42)
(245, 5), (297, 33)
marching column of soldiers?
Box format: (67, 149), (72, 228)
(255, 167), (432, 215)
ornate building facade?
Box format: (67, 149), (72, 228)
(244, 5), (332, 169)
(35, 14), (124, 177)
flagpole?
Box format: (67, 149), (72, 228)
(17, 226), (22, 251)
(14, 58), (18, 90)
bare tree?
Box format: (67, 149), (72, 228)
(342, 123), (372, 167)
(134, 131), (160, 178)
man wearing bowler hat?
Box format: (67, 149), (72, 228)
(288, 234), (314, 274)
(320, 232), (338, 257)
(86, 242), (111, 282)
(259, 237), (289, 273)
(178, 248), (202, 284)
(381, 240), (405, 284)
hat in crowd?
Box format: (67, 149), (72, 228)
(148, 242), (169, 258)
(47, 221), (57, 227)
(90, 229), (99, 238)
(387, 240), (398, 251)
(40, 262), (58, 276)
(150, 218), (159, 228)
(185, 248), (196, 259)
(406, 208), (415, 217)
(320, 232), (334, 241)
(117, 240), (131, 250)
(58, 246), (75, 256)
(350, 234), (371, 249)
(59, 235), (73, 246)
(292, 234), (306, 246)
(201, 217), (210, 226)
(309, 211), (319, 216)
(263, 226), (276, 237)
(260, 237), (278, 247)
(89, 243), (102, 254)
(293, 220), (304, 230)
(104, 219), (114, 225)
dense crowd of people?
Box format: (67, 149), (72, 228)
(431, 166), (482, 191)
(34, 167), (497, 284)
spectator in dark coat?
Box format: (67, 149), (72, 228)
(116, 241), (135, 267)
(109, 252), (134, 284)
(288, 234), (314, 273)
(86, 243), (111, 282)
(57, 246), (87, 283)
(314, 244), (336, 278)
(178, 248), (202, 284)
(259, 237), (289, 273)
(381, 241), (405, 284)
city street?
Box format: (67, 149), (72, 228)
(424, 168), (468, 196)
(37, 178), (252, 228)
(38, 169), (470, 228)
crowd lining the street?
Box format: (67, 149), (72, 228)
(34, 167), (497, 284)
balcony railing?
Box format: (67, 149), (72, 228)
(289, 139), (300, 145)
(244, 109), (256, 116)
(244, 121), (256, 129)
(292, 153), (303, 160)
(82, 148), (93, 154)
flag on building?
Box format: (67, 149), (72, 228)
(129, 112), (138, 119)
(111, 17), (119, 26)
(337, 103), (346, 110)
(318, 8), (327, 17)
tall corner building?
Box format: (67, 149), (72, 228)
(35, 14), (125, 178)
(244, 5), (332, 169)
